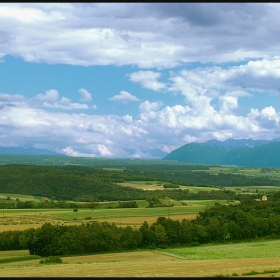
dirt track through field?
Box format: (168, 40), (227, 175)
(1, 251), (280, 277)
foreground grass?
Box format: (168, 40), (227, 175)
(1, 239), (280, 277)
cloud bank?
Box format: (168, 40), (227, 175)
(1, 3), (280, 158)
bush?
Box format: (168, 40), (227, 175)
(39, 256), (63, 264)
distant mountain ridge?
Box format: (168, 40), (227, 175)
(163, 139), (280, 167)
(0, 147), (62, 156)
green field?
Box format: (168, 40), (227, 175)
(158, 239), (280, 260)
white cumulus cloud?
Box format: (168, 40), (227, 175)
(109, 90), (140, 104)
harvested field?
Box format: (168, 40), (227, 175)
(0, 215), (66, 232)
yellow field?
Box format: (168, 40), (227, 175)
(0, 212), (198, 232)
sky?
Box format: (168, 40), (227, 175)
(1, 3), (280, 159)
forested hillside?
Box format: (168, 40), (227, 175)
(0, 164), (279, 202)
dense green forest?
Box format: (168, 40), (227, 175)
(0, 164), (276, 202)
(2, 195), (280, 256)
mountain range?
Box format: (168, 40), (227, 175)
(1, 138), (280, 167)
(163, 138), (280, 167)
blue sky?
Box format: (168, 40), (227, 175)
(1, 3), (280, 158)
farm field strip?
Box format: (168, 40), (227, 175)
(0, 205), (204, 218)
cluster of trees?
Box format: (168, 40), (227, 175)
(2, 222), (142, 256)
(2, 195), (280, 256)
